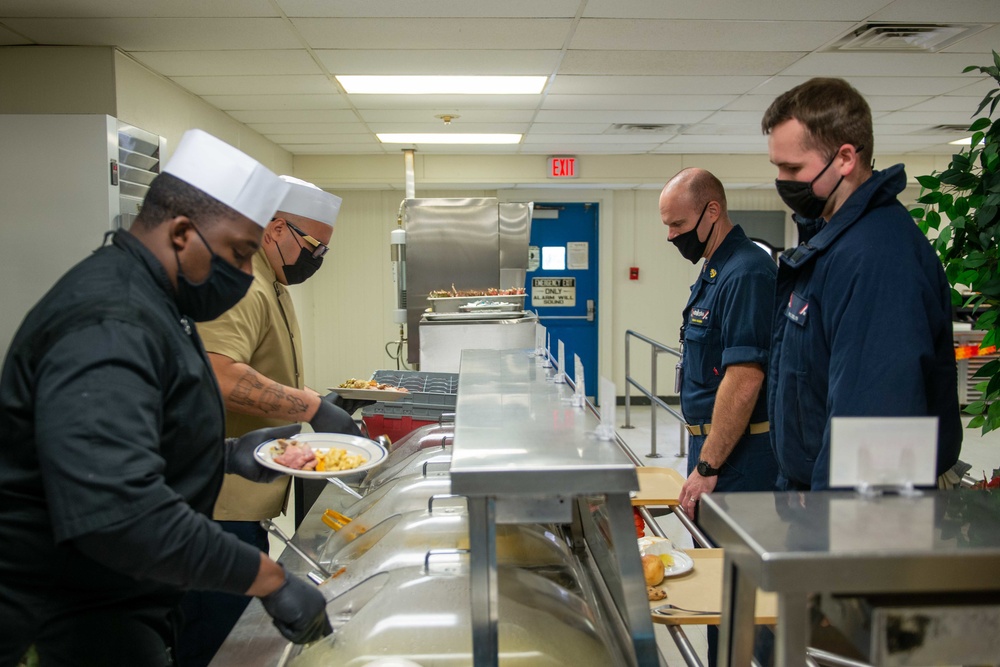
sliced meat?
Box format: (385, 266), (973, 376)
(274, 443), (316, 470)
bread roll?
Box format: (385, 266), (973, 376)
(641, 554), (665, 586)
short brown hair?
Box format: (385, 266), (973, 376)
(762, 77), (873, 166)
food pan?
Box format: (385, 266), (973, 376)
(288, 564), (618, 667)
(317, 509), (576, 600)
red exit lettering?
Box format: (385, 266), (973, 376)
(547, 156), (578, 178)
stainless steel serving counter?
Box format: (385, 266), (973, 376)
(451, 349), (654, 667)
(450, 348), (638, 498)
(700, 490), (1000, 667)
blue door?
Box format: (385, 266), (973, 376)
(527, 202), (599, 398)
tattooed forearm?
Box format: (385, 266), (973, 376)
(227, 368), (310, 417)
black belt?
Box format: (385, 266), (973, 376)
(685, 421), (769, 436)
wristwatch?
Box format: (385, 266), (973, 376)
(696, 460), (721, 477)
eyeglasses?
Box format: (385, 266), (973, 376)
(283, 220), (329, 259)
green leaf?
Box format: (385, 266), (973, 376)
(970, 117), (992, 132)
(979, 205), (998, 224)
(969, 415), (986, 429)
(963, 65), (980, 73)
(973, 131), (986, 147)
(916, 175), (941, 189)
(909, 207), (925, 219)
(919, 191), (943, 205)
(988, 372), (1000, 398)
(958, 270), (980, 285)
(927, 210), (942, 229)
(984, 328), (998, 348)
(955, 197), (971, 217)
(987, 399), (1000, 422)
(976, 94), (998, 117)
(965, 252), (988, 268)
(951, 289), (964, 307)
(976, 359), (1000, 378)
(975, 380), (990, 393)
(965, 400), (986, 415)
(950, 214), (965, 230)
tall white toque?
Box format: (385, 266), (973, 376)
(162, 129), (289, 228)
(277, 175), (343, 229)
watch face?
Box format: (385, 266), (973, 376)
(698, 460), (719, 476)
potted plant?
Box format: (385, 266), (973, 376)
(912, 50), (1000, 435)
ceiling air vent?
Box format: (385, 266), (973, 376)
(606, 123), (684, 135)
(830, 23), (987, 53)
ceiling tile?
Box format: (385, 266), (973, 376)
(0, 24), (30, 44)
(534, 109), (712, 124)
(278, 0), (581, 18)
(2, 18), (299, 50)
(871, 0), (1000, 23)
(904, 96), (991, 113)
(317, 49), (561, 76)
(202, 94), (351, 111)
(783, 52), (994, 78)
(357, 109), (535, 123)
(247, 121), (364, 134)
(367, 123), (529, 133)
(0, 0), (277, 17)
(549, 75), (769, 96)
(169, 74), (335, 95)
(542, 94), (737, 111)
(876, 110), (988, 126)
(559, 50), (805, 76)
(229, 109), (363, 124)
(941, 25), (1000, 55)
(292, 18), (572, 50)
(347, 95), (541, 111)
(748, 75), (979, 97)
(570, 19), (854, 51)
(130, 50), (322, 76)
(583, 0), (890, 21)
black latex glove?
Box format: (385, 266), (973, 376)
(324, 390), (377, 416)
(310, 394), (363, 437)
(260, 566), (332, 644)
(224, 424), (302, 483)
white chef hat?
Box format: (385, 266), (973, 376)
(277, 175), (343, 229)
(162, 129), (289, 228)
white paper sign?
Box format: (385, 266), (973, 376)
(567, 241), (589, 270)
(829, 417), (938, 489)
(596, 377), (616, 440)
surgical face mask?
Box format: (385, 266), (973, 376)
(774, 151), (844, 220)
(175, 224), (254, 322)
(276, 226), (324, 285)
(670, 202), (713, 264)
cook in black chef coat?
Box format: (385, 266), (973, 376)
(0, 129), (330, 667)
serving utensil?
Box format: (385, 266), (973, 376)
(651, 602), (718, 616)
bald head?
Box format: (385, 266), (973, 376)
(660, 168), (728, 215)
(660, 167), (732, 262)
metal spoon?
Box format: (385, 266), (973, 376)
(652, 603), (718, 616)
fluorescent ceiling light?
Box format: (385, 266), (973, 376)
(378, 133), (522, 145)
(337, 75), (546, 95)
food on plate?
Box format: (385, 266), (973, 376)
(658, 552), (675, 568)
(271, 439), (317, 470)
(428, 284), (526, 298)
(642, 554), (665, 586)
(338, 378), (409, 392)
(314, 447), (365, 472)
(269, 439), (366, 472)
(647, 586), (667, 602)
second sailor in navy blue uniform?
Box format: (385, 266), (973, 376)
(660, 168), (779, 519)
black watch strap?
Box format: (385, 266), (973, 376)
(697, 460), (721, 477)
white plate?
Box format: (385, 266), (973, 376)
(660, 550), (694, 577)
(640, 538), (695, 578)
(328, 386), (410, 402)
(254, 433), (388, 479)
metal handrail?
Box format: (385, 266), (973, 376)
(624, 329), (687, 459)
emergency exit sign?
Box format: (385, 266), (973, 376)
(547, 156), (579, 179)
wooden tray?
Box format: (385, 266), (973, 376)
(632, 466), (685, 506)
(648, 549), (777, 626)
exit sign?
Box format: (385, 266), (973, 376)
(547, 156), (579, 179)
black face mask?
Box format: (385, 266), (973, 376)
(774, 151), (845, 220)
(277, 232), (324, 285)
(174, 224), (254, 322)
(670, 202), (713, 264)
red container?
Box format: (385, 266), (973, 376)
(363, 414), (437, 444)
